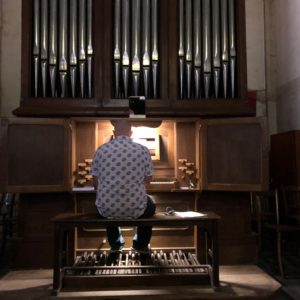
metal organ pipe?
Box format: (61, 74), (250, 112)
(31, 0), (239, 101)
(33, 0), (40, 97)
(69, 0), (78, 98)
(114, 0), (121, 98)
(122, 0), (130, 98)
(152, 0), (158, 98)
(178, 0), (184, 99)
(87, 0), (93, 98)
(142, 0), (150, 98)
(193, 0), (202, 99)
(59, 0), (68, 97)
(229, 0), (236, 98)
(202, 0), (211, 98)
(32, 0), (94, 98)
(177, 0), (238, 100)
(114, 0), (159, 99)
(79, 0), (87, 98)
(185, 0), (192, 99)
(41, 0), (48, 97)
(212, 0), (220, 98)
(221, 0), (229, 98)
(131, 0), (141, 96)
(49, 0), (58, 97)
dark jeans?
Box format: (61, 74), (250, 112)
(97, 195), (156, 249)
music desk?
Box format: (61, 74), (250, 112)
(52, 212), (220, 295)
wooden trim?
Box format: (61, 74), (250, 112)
(147, 101), (253, 117)
(63, 119), (73, 190)
(6, 117), (69, 125)
(204, 183), (265, 192)
(0, 119), (8, 191)
(200, 121), (208, 189)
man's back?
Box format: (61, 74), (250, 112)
(91, 136), (152, 218)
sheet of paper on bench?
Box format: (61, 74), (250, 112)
(174, 211), (207, 218)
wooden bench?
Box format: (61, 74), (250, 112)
(52, 212), (220, 295)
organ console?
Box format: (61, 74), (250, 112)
(0, 116), (267, 269)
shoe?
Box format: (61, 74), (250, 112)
(131, 244), (150, 254)
(110, 244), (124, 253)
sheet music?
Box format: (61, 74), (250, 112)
(72, 186), (95, 192)
(174, 211), (207, 218)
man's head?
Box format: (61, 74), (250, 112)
(112, 119), (132, 137)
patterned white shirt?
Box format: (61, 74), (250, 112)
(91, 136), (153, 218)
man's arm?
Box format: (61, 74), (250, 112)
(92, 176), (98, 189)
(144, 175), (152, 185)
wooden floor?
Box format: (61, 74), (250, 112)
(0, 265), (282, 300)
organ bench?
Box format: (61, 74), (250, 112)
(52, 212), (220, 295)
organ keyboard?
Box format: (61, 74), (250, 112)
(147, 180), (178, 190)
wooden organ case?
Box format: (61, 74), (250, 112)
(0, 0), (268, 290)
(0, 117), (267, 266)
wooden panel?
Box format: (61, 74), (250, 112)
(153, 121), (175, 179)
(11, 238), (54, 268)
(72, 121), (97, 187)
(11, 192), (74, 268)
(75, 122), (96, 164)
(95, 120), (114, 147)
(200, 191), (257, 264)
(0, 118), (72, 192)
(0, 119), (8, 191)
(270, 131), (300, 186)
(8, 125), (64, 185)
(18, 193), (74, 238)
(201, 117), (268, 191)
(175, 122), (197, 188)
(207, 125), (261, 183)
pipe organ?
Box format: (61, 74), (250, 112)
(31, 0), (239, 102)
(113, 0), (159, 99)
(2, 0), (267, 282)
(178, 0), (237, 99)
(32, 0), (94, 98)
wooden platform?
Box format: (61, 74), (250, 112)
(0, 265), (281, 299)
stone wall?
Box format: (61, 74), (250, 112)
(0, 0), (21, 117)
(268, 0), (300, 132)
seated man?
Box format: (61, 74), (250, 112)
(91, 119), (156, 254)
